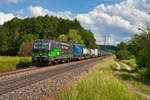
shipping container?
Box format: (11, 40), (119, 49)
(98, 49), (101, 56)
(94, 49), (98, 56)
(90, 49), (95, 56)
(83, 48), (90, 56)
(73, 44), (84, 56)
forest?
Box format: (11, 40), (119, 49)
(0, 15), (97, 56)
(116, 26), (150, 78)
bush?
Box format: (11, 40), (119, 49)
(0, 56), (32, 71)
(16, 58), (32, 68)
(18, 41), (34, 57)
(116, 50), (134, 60)
(121, 59), (137, 70)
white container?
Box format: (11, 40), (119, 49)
(90, 49), (95, 56)
(83, 48), (90, 55)
(94, 49), (98, 56)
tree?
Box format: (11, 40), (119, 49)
(116, 49), (133, 60)
(21, 34), (39, 42)
(116, 42), (128, 51)
(129, 26), (150, 69)
(18, 41), (34, 56)
(0, 15), (97, 56)
(0, 26), (8, 55)
(57, 34), (68, 42)
(79, 29), (97, 48)
(116, 42), (134, 60)
(68, 29), (84, 45)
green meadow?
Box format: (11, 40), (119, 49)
(0, 56), (32, 72)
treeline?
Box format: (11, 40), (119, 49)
(98, 45), (116, 53)
(116, 26), (150, 78)
(0, 15), (97, 56)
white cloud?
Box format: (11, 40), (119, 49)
(0, 0), (27, 4)
(28, 5), (72, 19)
(7, 0), (25, 3)
(76, 0), (150, 45)
(0, 12), (14, 25)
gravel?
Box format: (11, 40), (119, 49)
(0, 59), (100, 100)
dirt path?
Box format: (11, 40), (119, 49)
(115, 62), (121, 70)
(121, 63), (131, 71)
(127, 83), (150, 100)
(117, 62), (150, 100)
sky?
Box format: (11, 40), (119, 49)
(0, 0), (150, 45)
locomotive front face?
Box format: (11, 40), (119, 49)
(32, 40), (51, 64)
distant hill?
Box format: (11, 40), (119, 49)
(98, 45), (116, 53)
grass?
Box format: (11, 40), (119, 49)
(120, 59), (137, 70)
(117, 59), (150, 95)
(58, 57), (146, 100)
(0, 56), (32, 72)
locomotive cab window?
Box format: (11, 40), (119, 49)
(42, 42), (49, 49)
(34, 41), (49, 49)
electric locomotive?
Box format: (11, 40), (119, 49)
(32, 39), (73, 66)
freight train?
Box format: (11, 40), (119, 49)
(32, 39), (111, 66)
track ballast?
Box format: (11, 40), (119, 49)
(0, 57), (105, 95)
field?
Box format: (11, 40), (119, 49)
(58, 56), (146, 100)
(0, 56), (32, 72)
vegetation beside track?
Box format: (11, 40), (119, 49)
(115, 26), (150, 78)
(0, 56), (32, 72)
(117, 59), (150, 95)
(120, 59), (137, 70)
(58, 56), (146, 100)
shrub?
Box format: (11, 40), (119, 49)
(116, 50), (134, 60)
(18, 41), (34, 57)
(16, 58), (32, 68)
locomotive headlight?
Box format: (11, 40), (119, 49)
(40, 53), (42, 56)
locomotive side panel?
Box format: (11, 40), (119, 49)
(50, 41), (73, 58)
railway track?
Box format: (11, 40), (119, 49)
(0, 67), (38, 77)
(0, 57), (104, 95)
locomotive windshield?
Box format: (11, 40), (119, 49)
(34, 42), (49, 49)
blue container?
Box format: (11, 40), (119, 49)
(73, 44), (84, 56)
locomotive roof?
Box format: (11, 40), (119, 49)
(34, 39), (73, 45)
(34, 39), (89, 47)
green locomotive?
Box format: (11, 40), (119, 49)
(32, 39), (73, 66)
